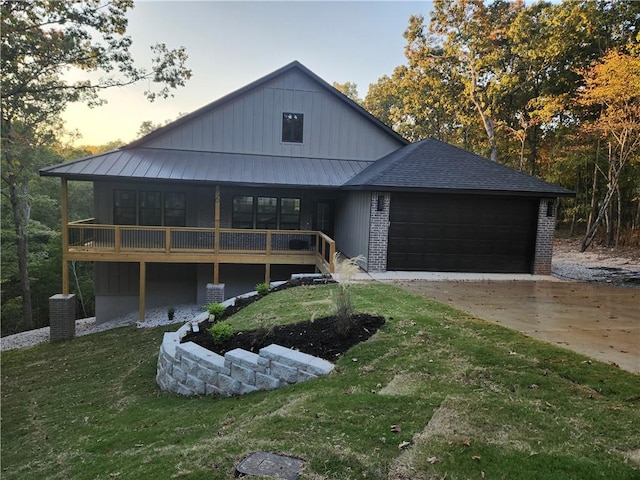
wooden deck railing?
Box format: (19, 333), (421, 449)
(66, 219), (336, 273)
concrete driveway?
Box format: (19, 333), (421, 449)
(396, 280), (639, 374)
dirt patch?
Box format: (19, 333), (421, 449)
(623, 449), (640, 466)
(378, 373), (431, 396)
(554, 238), (640, 266)
(387, 396), (469, 480)
(553, 238), (640, 286)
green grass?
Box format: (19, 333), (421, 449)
(2, 283), (639, 479)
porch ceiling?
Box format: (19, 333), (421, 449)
(40, 147), (372, 187)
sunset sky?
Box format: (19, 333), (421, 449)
(61, 1), (433, 147)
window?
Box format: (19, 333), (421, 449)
(232, 196), (254, 229)
(164, 192), (186, 226)
(256, 197), (277, 229)
(114, 190), (137, 225)
(113, 189), (185, 226)
(282, 112), (304, 143)
(139, 191), (162, 226)
(232, 196), (301, 230)
(280, 198), (301, 230)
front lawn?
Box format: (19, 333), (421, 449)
(1, 283), (638, 479)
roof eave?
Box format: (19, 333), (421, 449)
(341, 184), (575, 197)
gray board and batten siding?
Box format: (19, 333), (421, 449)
(334, 191), (372, 270)
(139, 67), (403, 161)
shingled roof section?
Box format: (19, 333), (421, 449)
(344, 137), (574, 197)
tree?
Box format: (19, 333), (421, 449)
(137, 112), (187, 138)
(1, 0), (192, 330)
(428, 0), (525, 162)
(332, 81), (362, 105)
(579, 49), (640, 251)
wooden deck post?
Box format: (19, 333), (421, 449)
(61, 179), (69, 294)
(264, 230), (272, 283)
(139, 261), (146, 322)
(214, 186), (220, 284)
(329, 240), (336, 273)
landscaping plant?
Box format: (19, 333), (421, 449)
(255, 282), (270, 295)
(206, 302), (225, 320)
(333, 253), (365, 334)
(209, 321), (233, 345)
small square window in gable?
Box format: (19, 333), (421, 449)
(282, 112), (303, 143)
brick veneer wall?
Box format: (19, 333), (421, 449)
(205, 283), (225, 304)
(49, 294), (76, 342)
(368, 192), (390, 272)
(533, 198), (556, 275)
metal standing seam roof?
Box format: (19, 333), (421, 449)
(40, 60), (407, 189)
(345, 137), (574, 197)
(39, 148), (373, 187)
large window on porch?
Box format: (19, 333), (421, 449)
(232, 196), (301, 230)
(114, 190), (185, 226)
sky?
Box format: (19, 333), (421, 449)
(61, 1), (433, 146)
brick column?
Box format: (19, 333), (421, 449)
(368, 192), (391, 272)
(206, 283), (225, 304)
(49, 294), (76, 342)
(533, 198), (556, 275)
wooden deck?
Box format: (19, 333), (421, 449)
(65, 219), (336, 274)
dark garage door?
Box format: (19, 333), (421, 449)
(387, 194), (538, 273)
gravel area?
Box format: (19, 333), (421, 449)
(2, 238), (638, 353)
(551, 238), (640, 284)
(0, 304), (204, 353)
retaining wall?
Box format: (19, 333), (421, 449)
(156, 319), (334, 396)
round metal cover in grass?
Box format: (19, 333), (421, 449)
(236, 452), (304, 479)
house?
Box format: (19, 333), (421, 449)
(40, 61), (572, 323)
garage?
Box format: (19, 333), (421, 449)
(387, 193), (538, 273)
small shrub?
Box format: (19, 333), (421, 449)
(167, 307), (175, 321)
(209, 322), (233, 345)
(206, 302), (226, 319)
(256, 282), (270, 295)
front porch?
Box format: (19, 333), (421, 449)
(63, 220), (335, 321)
(59, 182), (336, 321)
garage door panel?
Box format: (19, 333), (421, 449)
(388, 194), (537, 273)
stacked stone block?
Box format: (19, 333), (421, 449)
(156, 326), (335, 396)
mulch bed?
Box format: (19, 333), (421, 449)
(182, 313), (385, 362)
(181, 277), (385, 361)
